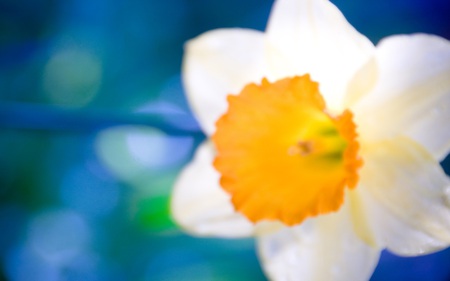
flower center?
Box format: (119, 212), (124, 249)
(212, 75), (362, 226)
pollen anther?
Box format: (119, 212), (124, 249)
(288, 141), (314, 156)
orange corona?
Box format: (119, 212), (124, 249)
(212, 75), (363, 226)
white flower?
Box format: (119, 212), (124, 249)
(170, 0), (450, 280)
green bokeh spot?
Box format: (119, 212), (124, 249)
(134, 195), (176, 232)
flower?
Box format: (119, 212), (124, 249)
(171, 0), (450, 280)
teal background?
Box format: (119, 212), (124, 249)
(0, 0), (449, 280)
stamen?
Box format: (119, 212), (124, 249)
(288, 141), (314, 156)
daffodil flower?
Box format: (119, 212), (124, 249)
(171, 0), (450, 279)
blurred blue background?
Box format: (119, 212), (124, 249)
(0, 0), (449, 280)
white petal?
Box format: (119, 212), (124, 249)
(171, 142), (269, 238)
(354, 137), (450, 256)
(343, 57), (379, 109)
(257, 204), (380, 281)
(183, 29), (266, 135)
(352, 34), (450, 161)
(265, 0), (374, 111)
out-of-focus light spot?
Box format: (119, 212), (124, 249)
(43, 47), (102, 107)
(137, 75), (200, 131)
(5, 245), (60, 281)
(96, 126), (193, 183)
(133, 195), (175, 233)
(126, 130), (168, 168)
(27, 209), (90, 266)
(126, 128), (192, 169)
(145, 249), (213, 281)
(60, 166), (120, 218)
(137, 100), (186, 115)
